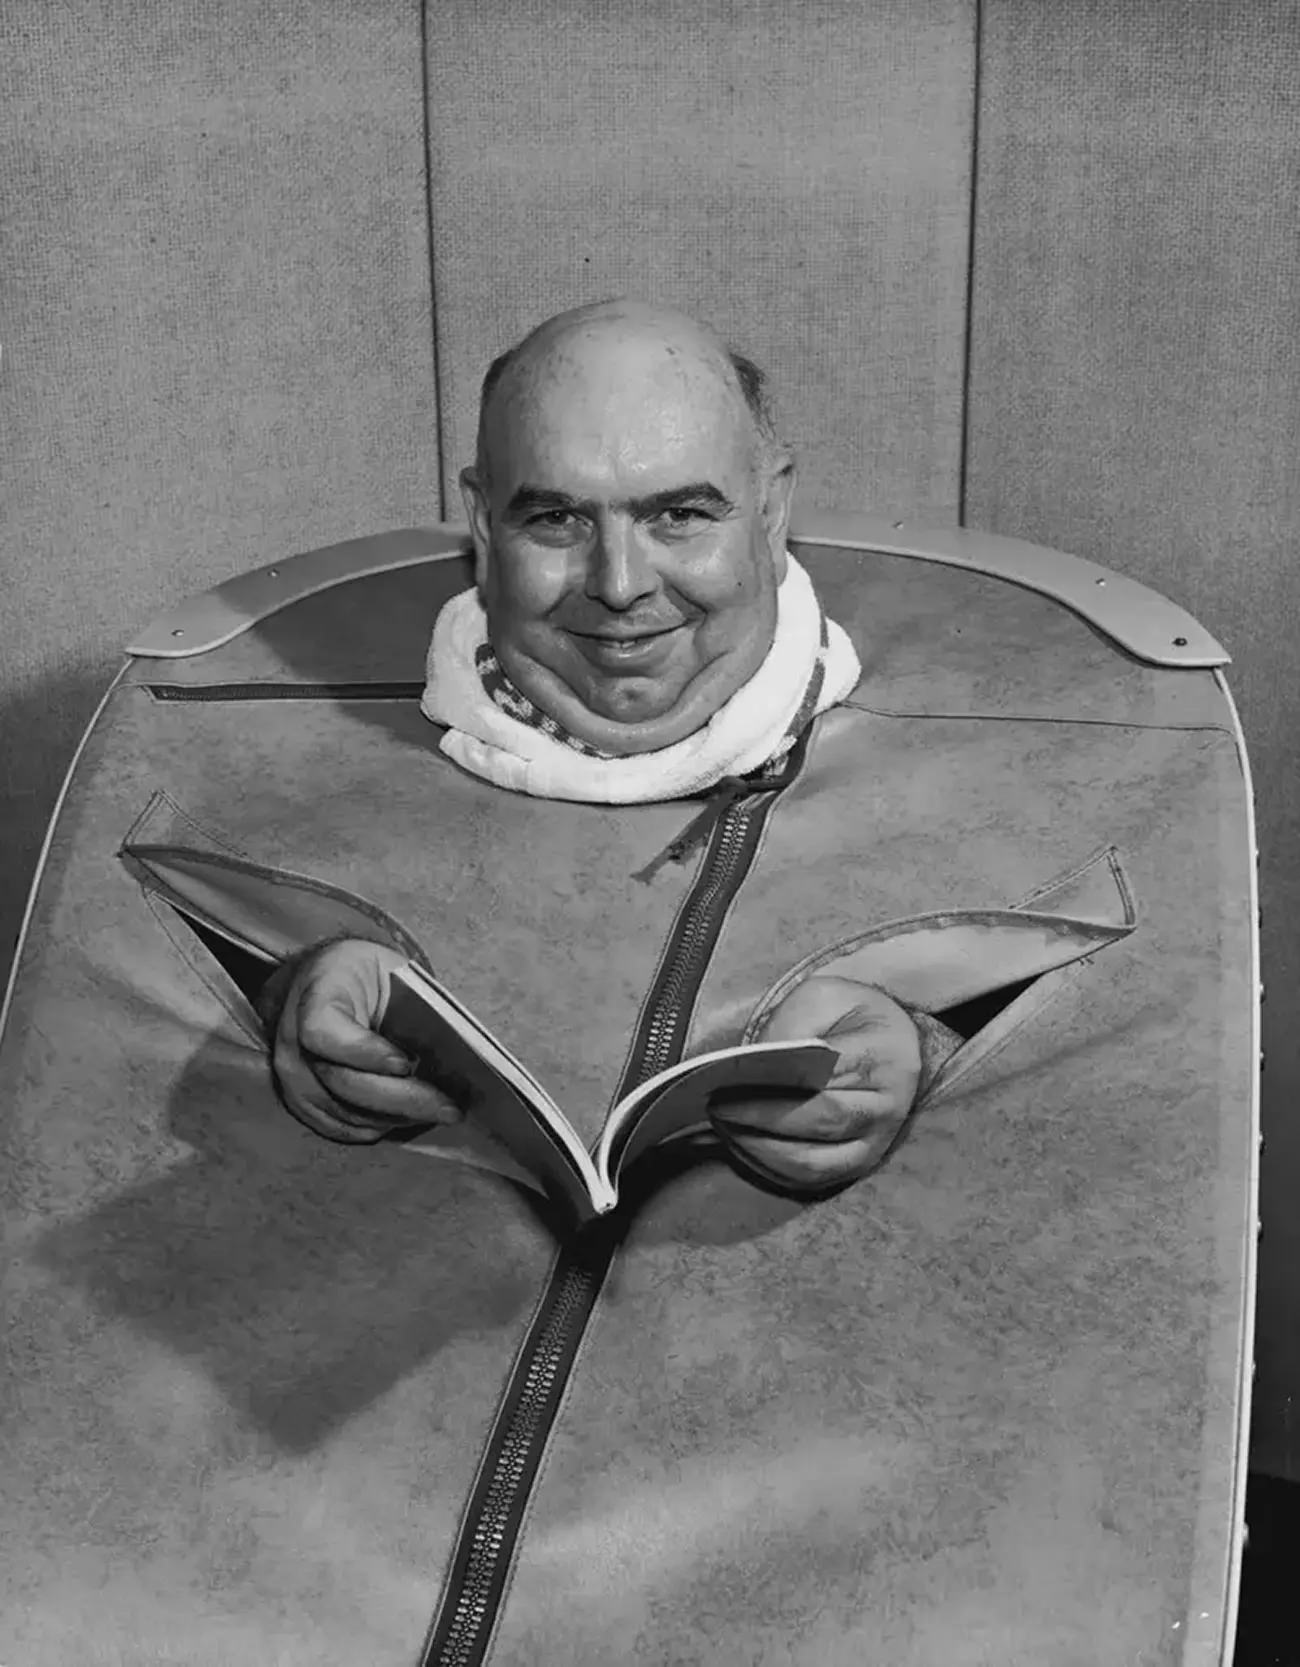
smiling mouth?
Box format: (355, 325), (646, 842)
(570, 624), (685, 667)
(578, 626), (679, 642)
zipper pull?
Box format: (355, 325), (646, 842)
(632, 776), (753, 884)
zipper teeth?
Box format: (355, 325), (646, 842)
(422, 785), (780, 1667)
(636, 811), (750, 1079)
(435, 1263), (597, 1665)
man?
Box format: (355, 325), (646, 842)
(257, 300), (957, 1187)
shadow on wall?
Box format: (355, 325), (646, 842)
(0, 662), (119, 994)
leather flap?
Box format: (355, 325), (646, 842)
(749, 846), (1137, 1022)
(121, 843), (427, 966)
(821, 908), (1129, 1012)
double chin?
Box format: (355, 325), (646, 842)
(505, 639), (750, 757)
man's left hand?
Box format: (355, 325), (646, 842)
(711, 974), (922, 1192)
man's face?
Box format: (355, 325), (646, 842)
(460, 328), (794, 757)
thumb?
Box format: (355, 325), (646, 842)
(758, 975), (864, 1045)
(296, 988), (413, 1076)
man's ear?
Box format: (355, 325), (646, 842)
(761, 452), (796, 582)
(459, 467), (493, 591)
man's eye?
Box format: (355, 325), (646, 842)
(656, 506), (711, 530)
(529, 510), (578, 529)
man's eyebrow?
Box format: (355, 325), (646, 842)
(503, 482), (735, 518)
(633, 483), (735, 516)
(504, 486), (583, 517)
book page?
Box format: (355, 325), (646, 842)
(594, 1038), (839, 1191)
(379, 967), (602, 1211)
(399, 1120), (549, 1197)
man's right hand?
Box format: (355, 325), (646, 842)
(266, 938), (462, 1145)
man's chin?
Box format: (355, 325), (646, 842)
(499, 625), (772, 756)
(509, 653), (728, 756)
(563, 682), (710, 755)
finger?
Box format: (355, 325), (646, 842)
(761, 976), (919, 1059)
(722, 1128), (900, 1190)
(273, 981), (390, 1145)
(274, 1047), (389, 1142)
(758, 979), (843, 1044)
(274, 1057), (390, 1143)
(825, 1049), (921, 1106)
(297, 993), (413, 1075)
(823, 1025), (921, 1107)
(711, 1085), (908, 1144)
(312, 1063), (463, 1125)
(757, 975), (893, 1042)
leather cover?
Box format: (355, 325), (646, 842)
(0, 538), (1255, 1666)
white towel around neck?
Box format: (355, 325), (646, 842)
(420, 551), (861, 805)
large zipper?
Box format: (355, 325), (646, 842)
(148, 682), (425, 701)
(418, 733), (808, 1667)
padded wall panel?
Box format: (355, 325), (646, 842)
(424, 0), (975, 524)
(0, 0), (438, 980)
(965, 0), (1300, 1477)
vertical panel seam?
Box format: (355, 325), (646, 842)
(419, 0), (447, 517)
(958, 0), (984, 528)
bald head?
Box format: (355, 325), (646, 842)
(474, 301), (781, 487)
(458, 299), (796, 757)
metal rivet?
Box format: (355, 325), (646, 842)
(1095, 578), (1106, 587)
(268, 568), (279, 578)
(1174, 636), (1188, 646)
(171, 629), (184, 638)
(892, 521), (905, 530)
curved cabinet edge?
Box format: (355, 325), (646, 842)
(125, 514), (1229, 667)
(126, 527), (472, 659)
(790, 510), (1229, 667)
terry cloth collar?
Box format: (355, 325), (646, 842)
(474, 642), (616, 759)
(420, 549), (862, 808)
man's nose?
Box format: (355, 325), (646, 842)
(585, 516), (658, 609)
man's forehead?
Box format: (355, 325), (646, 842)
(489, 403), (751, 504)
(489, 342), (748, 477)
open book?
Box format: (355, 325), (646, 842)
(377, 963), (839, 1220)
